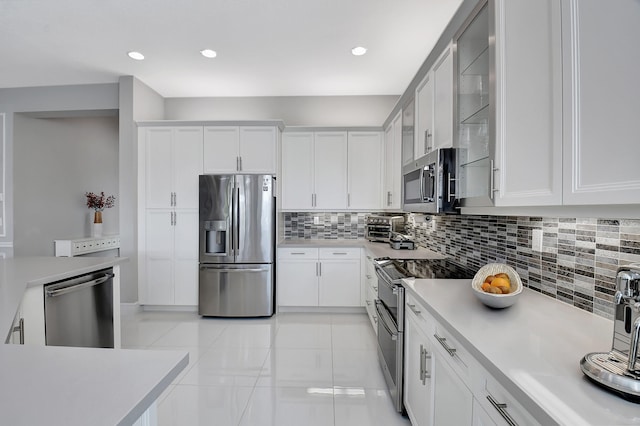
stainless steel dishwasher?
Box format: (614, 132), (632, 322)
(44, 268), (115, 348)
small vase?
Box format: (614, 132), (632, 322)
(92, 211), (103, 237)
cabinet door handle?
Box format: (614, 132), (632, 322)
(236, 156), (240, 171)
(407, 303), (421, 315)
(387, 191), (392, 206)
(174, 192), (177, 206)
(434, 333), (456, 357)
(239, 156), (243, 171)
(490, 159), (499, 199)
(319, 262), (322, 276)
(447, 173), (457, 202)
(420, 344), (431, 384)
(487, 395), (518, 426)
(347, 193), (351, 207)
(12, 318), (24, 344)
(425, 130), (432, 153)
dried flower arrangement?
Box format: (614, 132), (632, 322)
(85, 192), (116, 211)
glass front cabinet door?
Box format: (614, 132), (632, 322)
(454, 0), (494, 206)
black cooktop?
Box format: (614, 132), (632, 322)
(375, 258), (476, 281)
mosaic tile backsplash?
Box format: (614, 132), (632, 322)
(283, 212), (640, 320)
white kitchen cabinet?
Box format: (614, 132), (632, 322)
(415, 46), (453, 160)
(404, 300), (434, 426)
(277, 247), (319, 307)
(277, 247), (360, 308)
(494, 0), (563, 206)
(314, 132), (348, 209)
(143, 209), (199, 306)
(433, 353), (473, 425)
(203, 125), (277, 174)
(318, 248), (361, 307)
(457, 0), (563, 207)
(383, 110), (403, 210)
(561, 0), (640, 205)
(362, 250), (379, 331)
(432, 47), (454, 151)
(415, 73), (434, 159)
(139, 126), (202, 307)
(280, 132), (314, 210)
(472, 399), (498, 426)
(144, 126), (203, 209)
(281, 131), (348, 210)
(472, 365), (540, 426)
(347, 131), (383, 210)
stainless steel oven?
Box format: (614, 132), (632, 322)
(374, 260), (406, 413)
(373, 257), (475, 413)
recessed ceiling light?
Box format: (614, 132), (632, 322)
(127, 51), (145, 61)
(200, 49), (217, 58)
(351, 46), (367, 56)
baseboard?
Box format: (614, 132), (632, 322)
(141, 305), (199, 313)
(120, 302), (142, 315)
(277, 306), (367, 314)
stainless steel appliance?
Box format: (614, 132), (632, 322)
(44, 268), (114, 348)
(365, 215), (405, 242)
(402, 148), (459, 213)
(581, 263), (640, 402)
(374, 258), (474, 412)
(198, 174), (275, 317)
(388, 234), (415, 250)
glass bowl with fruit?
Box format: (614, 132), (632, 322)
(471, 263), (523, 308)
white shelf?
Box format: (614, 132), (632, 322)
(54, 235), (120, 257)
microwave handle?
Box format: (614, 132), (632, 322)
(419, 167), (425, 202)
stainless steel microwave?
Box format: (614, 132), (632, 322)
(402, 148), (459, 213)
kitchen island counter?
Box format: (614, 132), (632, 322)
(403, 278), (639, 425)
(0, 256), (188, 425)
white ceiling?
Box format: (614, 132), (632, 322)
(0, 0), (463, 98)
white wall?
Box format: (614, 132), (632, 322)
(165, 95), (398, 127)
(13, 115), (119, 255)
(119, 76), (165, 303)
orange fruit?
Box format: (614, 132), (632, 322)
(490, 277), (511, 294)
(485, 275), (496, 283)
(481, 282), (492, 292)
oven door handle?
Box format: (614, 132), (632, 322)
(375, 301), (398, 341)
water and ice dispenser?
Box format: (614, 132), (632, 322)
(204, 220), (229, 256)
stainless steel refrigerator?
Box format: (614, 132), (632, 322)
(198, 174), (275, 317)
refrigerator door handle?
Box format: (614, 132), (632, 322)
(199, 266), (267, 273)
(231, 182), (236, 256)
(236, 186), (241, 254)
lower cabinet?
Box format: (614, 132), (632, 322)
(277, 247), (361, 308)
(141, 209), (199, 306)
(404, 306), (434, 426)
(362, 250), (379, 331)
(404, 292), (537, 426)
(433, 352), (473, 425)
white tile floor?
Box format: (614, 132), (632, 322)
(121, 311), (412, 426)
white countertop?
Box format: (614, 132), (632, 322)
(403, 278), (640, 425)
(278, 239), (446, 260)
(0, 344), (188, 426)
(0, 256), (188, 426)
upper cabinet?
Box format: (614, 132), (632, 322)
(203, 125), (277, 174)
(402, 101), (416, 167)
(415, 45), (454, 159)
(281, 130), (383, 211)
(456, 0), (563, 207)
(384, 110), (403, 210)
(143, 126), (203, 209)
(347, 131), (383, 210)
(561, 0), (640, 205)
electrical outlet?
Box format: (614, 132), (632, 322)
(532, 229), (543, 252)
(313, 216), (320, 225)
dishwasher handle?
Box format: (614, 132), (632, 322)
(45, 273), (114, 298)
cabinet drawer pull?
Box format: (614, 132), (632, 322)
(434, 333), (456, 357)
(332, 252), (348, 255)
(290, 252), (306, 255)
(407, 303), (421, 315)
(487, 395), (518, 426)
